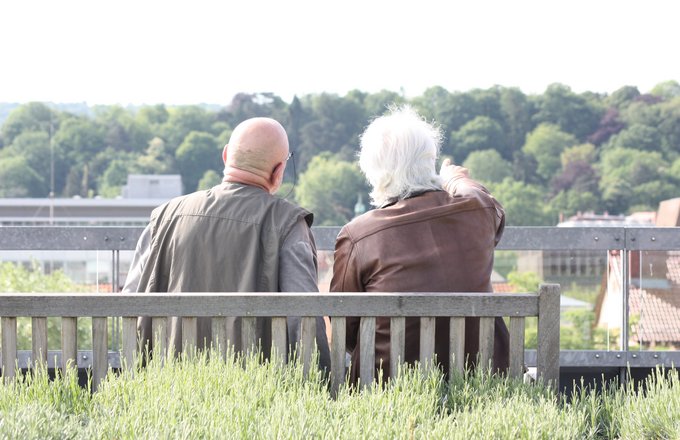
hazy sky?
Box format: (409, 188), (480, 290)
(1, 0), (678, 105)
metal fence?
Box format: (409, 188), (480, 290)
(1, 226), (679, 372)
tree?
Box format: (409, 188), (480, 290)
(295, 153), (368, 226)
(499, 87), (535, 155)
(486, 178), (552, 226)
(604, 123), (662, 153)
(522, 123), (578, 182)
(0, 155), (43, 197)
(598, 147), (677, 213)
(533, 83), (604, 140)
(0, 102), (59, 146)
(161, 106), (215, 153)
(650, 80), (680, 100)
(197, 170), (222, 190)
(93, 105), (152, 153)
(3, 131), (56, 196)
(175, 131), (221, 193)
(449, 116), (506, 162)
(462, 149), (512, 184)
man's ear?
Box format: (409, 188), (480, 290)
(270, 161), (285, 193)
(222, 145), (228, 164)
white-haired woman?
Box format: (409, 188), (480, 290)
(330, 106), (509, 383)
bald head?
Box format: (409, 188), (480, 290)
(222, 117), (290, 193)
(225, 118), (289, 174)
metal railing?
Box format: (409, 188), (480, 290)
(1, 226), (679, 372)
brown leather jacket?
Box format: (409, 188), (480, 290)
(330, 175), (509, 382)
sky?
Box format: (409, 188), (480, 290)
(1, 0), (678, 106)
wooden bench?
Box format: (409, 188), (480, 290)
(0, 284), (560, 392)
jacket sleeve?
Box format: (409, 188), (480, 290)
(330, 226), (364, 352)
(443, 173), (505, 246)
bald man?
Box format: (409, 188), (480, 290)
(124, 117), (331, 370)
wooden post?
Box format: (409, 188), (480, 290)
(121, 317), (137, 371)
(271, 317), (287, 365)
(211, 316), (228, 360)
(449, 316), (465, 377)
(419, 317), (435, 372)
(479, 317), (494, 370)
(61, 317), (78, 371)
(537, 284), (560, 391)
(300, 317), (315, 378)
(508, 316), (525, 379)
(92, 317), (108, 390)
(241, 317), (257, 357)
(182, 317), (197, 359)
(1, 317), (17, 381)
(152, 316), (167, 359)
(330, 317), (346, 397)
(359, 317), (375, 388)
(390, 317), (405, 380)
(31, 317), (48, 367)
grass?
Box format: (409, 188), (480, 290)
(1, 350), (678, 439)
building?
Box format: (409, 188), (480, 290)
(0, 175), (182, 284)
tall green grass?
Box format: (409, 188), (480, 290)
(0, 350), (678, 439)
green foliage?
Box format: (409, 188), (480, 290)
(487, 178), (553, 226)
(175, 131), (221, 193)
(507, 270), (541, 292)
(197, 170), (222, 190)
(2, 82), (680, 218)
(522, 123), (578, 182)
(295, 153), (368, 226)
(450, 116), (506, 162)
(462, 149), (512, 184)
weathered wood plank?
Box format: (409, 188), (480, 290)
(1, 317), (17, 381)
(152, 316), (167, 358)
(121, 317), (137, 371)
(61, 317), (77, 370)
(390, 317), (405, 379)
(0, 293), (539, 317)
(509, 317), (525, 379)
(537, 284), (561, 390)
(211, 316), (228, 360)
(241, 316), (257, 356)
(31, 317), (48, 367)
(330, 317), (346, 397)
(479, 317), (494, 370)
(359, 317), (376, 388)
(419, 317), (435, 372)
(449, 316), (466, 376)
(300, 317), (315, 378)
(271, 317), (287, 364)
(182, 317), (197, 358)
(92, 317), (108, 390)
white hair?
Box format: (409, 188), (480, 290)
(358, 106), (443, 207)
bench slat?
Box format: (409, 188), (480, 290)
(390, 317), (405, 379)
(92, 317), (108, 389)
(479, 317), (494, 370)
(121, 317), (137, 371)
(31, 317), (48, 367)
(1, 317), (17, 381)
(359, 317), (375, 388)
(419, 317), (435, 371)
(509, 316), (525, 379)
(271, 317), (287, 364)
(331, 317), (346, 397)
(449, 316), (465, 376)
(61, 317), (78, 370)
(300, 317), (315, 377)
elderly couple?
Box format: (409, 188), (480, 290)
(123, 106), (509, 382)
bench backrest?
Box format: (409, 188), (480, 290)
(0, 284), (560, 392)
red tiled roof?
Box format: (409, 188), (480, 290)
(603, 252), (680, 344)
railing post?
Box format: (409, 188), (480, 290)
(61, 317), (78, 370)
(537, 284), (560, 391)
(31, 317), (48, 367)
(390, 317), (405, 379)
